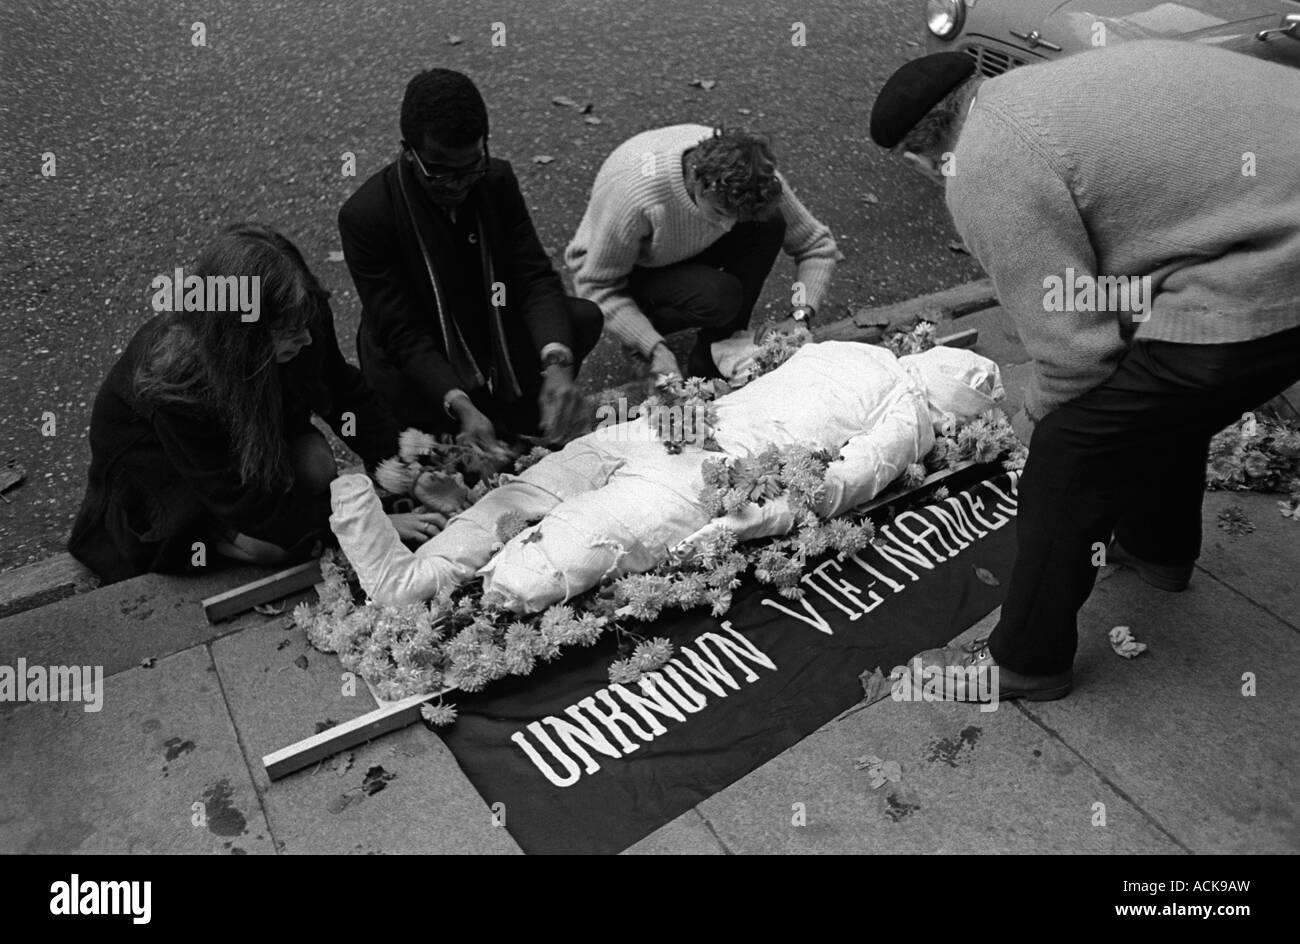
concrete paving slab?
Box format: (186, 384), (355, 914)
(211, 620), (520, 854)
(998, 362), (1036, 423)
(950, 305), (1030, 372)
(1021, 564), (1300, 854)
(0, 565), (304, 699)
(622, 809), (728, 855)
(0, 644), (273, 854)
(1196, 490), (1300, 629)
(698, 693), (1181, 854)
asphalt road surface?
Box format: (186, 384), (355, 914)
(0, 0), (983, 571)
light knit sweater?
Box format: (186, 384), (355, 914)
(565, 124), (840, 356)
(947, 40), (1300, 425)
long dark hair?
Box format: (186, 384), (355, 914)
(133, 223), (327, 492)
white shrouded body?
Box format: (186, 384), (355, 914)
(330, 342), (1003, 612)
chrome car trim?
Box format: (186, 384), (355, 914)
(1009, 28), (1063, 50)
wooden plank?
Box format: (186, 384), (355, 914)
(1258, 381), (1300, 424)
(0, 465), (24, 503)
(0, 553), (101, 621)
(846, 278), (996, 330)
(937, 328), (979, 349)
(262, 686), (451, 781)
(818, 319), (886, 343)
(820, 281), (996, 343)
(858, 461), (978, 517)
(201, 559), (322, 624)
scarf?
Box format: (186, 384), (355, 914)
(396, 159), (522, 402)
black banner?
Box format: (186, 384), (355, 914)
(438, 470), (1022, 854)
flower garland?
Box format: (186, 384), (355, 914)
(297, 411), (1029, 723)
(373, 428), (549, 503)
(299, 337), (1035, 721)
(1207, 412), (1300, 520)
(884, 319), (938, 358)
(925, 409), (1028, 476)
(751, 325), (812, 376)
(636, 375), (721, 454)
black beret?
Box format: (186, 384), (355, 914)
(870, 52), (977, 149)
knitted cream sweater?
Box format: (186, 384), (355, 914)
(948, 40), (1300, 424)
(565, 124), (840, 356)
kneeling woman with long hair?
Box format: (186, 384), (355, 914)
(70, 223), (445, 583)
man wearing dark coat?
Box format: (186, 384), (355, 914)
(339, 69), (602, 458)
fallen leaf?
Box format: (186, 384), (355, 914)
(446, 33), (463, 45)
(1108, 625), (1148, 659)
(0, 465), (25, 493)
(293, 654), (309, 670)
(690, 78), (717, 90)
(551, 95), (578, 108)
(361, 764), (395, 796)
(583, 116), (603, 125)
(1217, 505), (1255, 535)
(531, 154), (555, 165)
(861, 192), (879, 205)
(948, 239), (969, 254)
(973, 565), (1000, 586)
(253, 602), (283, 616)
(854, 754), (902, 789)
(859, 667), (890, 704)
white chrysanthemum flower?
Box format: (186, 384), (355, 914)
(398, 428), (439, 461)
(374, 457), (420, 496)
(420, 702), (458, 727)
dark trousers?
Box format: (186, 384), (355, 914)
(475, 295), (604, 439)
(990, 323), (1300, 676)
(627, 214), (786, 357)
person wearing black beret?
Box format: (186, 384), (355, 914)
(871, 43), (1300, 703)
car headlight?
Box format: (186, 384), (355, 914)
(925, 0), (966, 39)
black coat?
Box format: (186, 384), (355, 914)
(339, 155), (573, 433)
(68, 302), (401, 584)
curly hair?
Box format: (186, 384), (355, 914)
(400, 68), (489, 148)
(692, 129), (783, 221)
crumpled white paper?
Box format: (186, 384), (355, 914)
(1108, 625), (1148, 659)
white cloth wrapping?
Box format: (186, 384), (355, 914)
(329, 341), (1003, 612)
(330, 439), (626, 605)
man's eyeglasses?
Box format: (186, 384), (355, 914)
(405, 142), (490, 186)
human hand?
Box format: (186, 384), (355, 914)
(755, 317), (812, 345)
(454, 404), (512, 465)
(538, 367), (588, 446)
(413, 469), (474, 516)
(648, 343), (682, 381)
(388, 511), (448, 544)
